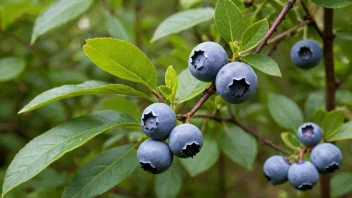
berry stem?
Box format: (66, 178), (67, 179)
(153, 91), (165, 103)
(192, 114), (292, 155)
(255, 0), (297, 53)
(176, 83), (217, 122)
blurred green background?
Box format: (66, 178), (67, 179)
(0, 0), (352, 197)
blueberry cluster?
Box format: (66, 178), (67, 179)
(264, 122), (343, 191)
(137, 103), (203, 174)
(290, 39), (323, 69)
(189, 42), (258, 104)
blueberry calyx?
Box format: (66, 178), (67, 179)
(324, 162), (339, 173)
(228, 78), (250, 97)
(191, 50), (207, 70)
(181, 142), (200, 158)
(302, 125), (315, 137)
(298, 183), (313, 191)
(298, 46), (312, 60)
(140, 162), (161, 174)
(142, 111), (158, 131)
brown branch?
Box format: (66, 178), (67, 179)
(99, 0), (116, 15)
(176, 83), (217, 122)
(153, 92), (165, 103)
(267, 19), (313, 45)
(299, 1), (324, 39)
(255, 0), (297, 53)
(320, 8), (336, 198)
(193, 114), (292, 155)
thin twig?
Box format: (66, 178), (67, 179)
(176, 83), (216, 122)
(193, 114), (292, 155)
(153, 92), (165, 103)
(267, 19), (313, 45)
(99, 0), (116, 15)
(299, 1), (324, 39)
(255, 0), (297, 53)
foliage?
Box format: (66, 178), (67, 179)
(0, 0), (352, 197)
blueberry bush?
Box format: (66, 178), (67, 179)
(1, 0), (352, 197)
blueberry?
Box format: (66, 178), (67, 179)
(288, 161), (319, 191)
(310, 143), (342, 173)
(290, 39), (322, 69)
(263, 155), (290, 185)
(297, 122), (322, 147)
(168, 124), (203, 158)
(188, 42), (228, 82)
(215, 62), (258, 104)
(141, 103), (176, 140)
(137, 139), (173, 174)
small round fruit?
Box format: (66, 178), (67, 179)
(290, 39), (322, 69)
(215, 62), (258, 104)
(263, 155), (290, 185)
(188, 42), (228, 82)
(288, 161), (319, 191)
(168, 124), (203, 158)
(310, 143), (342, 173)
(137, 139), (173, 174)
(297, 122), (322, 147)
(141, 103), (176, 140)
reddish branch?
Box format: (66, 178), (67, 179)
(255, 0), (297, 53)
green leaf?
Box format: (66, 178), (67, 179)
(62, 144), (137, 198)
(331, 172), (352, 197)
(180, 136), (219, 177)
(305, 91), (325, 121)
(19, 80), (151, 114)
(240, 19), (269, 53)
(26, 168), (66, 190)
(95, 97), (141, 120)
(268, 93), (303, 133)
(313, 108), (328, 127)
(105, 14), (131, 42)
(180, 0), (202, 8)
(83, 38), (157, 92)
(0, 2), (43, 30)
(155, 160), (182, 198)
(242, 54), (281, 77)
(175, 69), (211, 105)
(218, 127), (257, 169)
(281, 132), (301, 150)
(214, 0), (243, 43)
(31, 0), (93, 44)
(151, 8), (214, 42)
(160, 66), (178, 105)
(0, 57), (26, 82)
(2, 110), (137, 197)
(328, 121), (352, 141)
(322, 110), (345, 140)
(312, 0), (352, 8)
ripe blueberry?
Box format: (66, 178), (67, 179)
(168, 124), (203, 158)
(297, 122), (322, 147)
(188, 42), (228, 82)
(137, 139), (173, 174)
(215, 62), (258, 104)
(141, 103), (176, 140)
(310, 143), (342, 173)
(288, 161), (319, 191)
(263, 155), (290, 185)
(290, 39), (322, 69)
